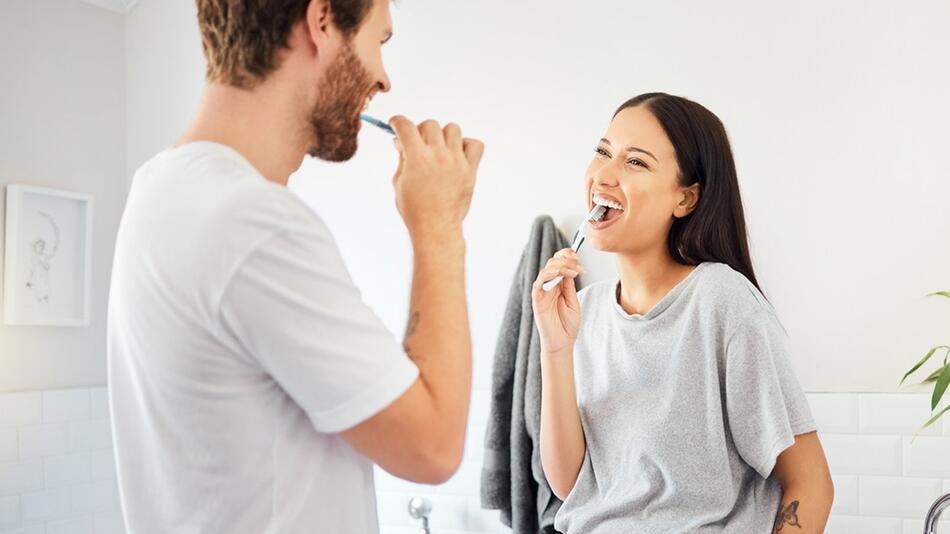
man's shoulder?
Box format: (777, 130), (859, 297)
(152, 143), (326, 238)
(124, 143), (335, 280)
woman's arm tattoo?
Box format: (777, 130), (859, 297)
(772, 500), (802, 532)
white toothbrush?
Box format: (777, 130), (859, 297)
(541, 205), (607, 292)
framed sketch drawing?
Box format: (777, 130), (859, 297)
(3, 185), (93, 326)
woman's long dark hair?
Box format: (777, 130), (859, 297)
(614, 92), (763, 296)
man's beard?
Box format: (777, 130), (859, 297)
(307, 42), (371, 162)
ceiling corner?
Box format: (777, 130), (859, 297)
(78, 0), (140, 15)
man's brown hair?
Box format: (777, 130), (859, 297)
(196, 0), (372, 89)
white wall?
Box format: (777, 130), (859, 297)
(4, 387), (947, 534)
(0, 0), (940, 532)
(120, 5), (950, 530)
(0, 387), (124, 534)
(374, 392), (950, 533)
(124, 0), (950, 394)
(0, 0), (127, 392)
(124, 0), (203, 180)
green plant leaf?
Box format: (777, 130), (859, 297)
(921, 365), (946, 384)
(901, 346), (950, 385)
(927, 291), (950, 299)
(931, 363), (950, 411)
(919, 404), (950, 432)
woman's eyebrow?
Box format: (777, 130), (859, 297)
(599, 138), (658, 163)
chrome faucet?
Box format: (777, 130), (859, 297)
(925, 493), (950, 534)
(408, 496), (432, 534)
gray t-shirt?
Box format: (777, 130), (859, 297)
(554, 262), (816, 534)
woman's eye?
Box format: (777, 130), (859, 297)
(627, 158), (647, 168)
(595, 147), (610, 158)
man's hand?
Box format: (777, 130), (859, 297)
(389, 116), (484, 241)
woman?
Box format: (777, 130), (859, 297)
(532, 93), (834, 533)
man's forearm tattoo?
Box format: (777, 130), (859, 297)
(404, 311), (420, 339)
(403, 311), (420, 356)
(773, 500), (802, 532)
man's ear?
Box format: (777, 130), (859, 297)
(304, 0), (333, 56)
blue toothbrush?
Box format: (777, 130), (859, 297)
(360, 113), (395, 135)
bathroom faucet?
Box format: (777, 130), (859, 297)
(925, 493), (950, 534)
(408, 496), (432, 534)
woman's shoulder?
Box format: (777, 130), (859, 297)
(694, 262), (785, 334)
(576, 278), (617, 306)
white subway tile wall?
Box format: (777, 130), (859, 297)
(807, 394), (950, 534)
(2, 388), (949, 533)
(0, 388), (123, 534)
(376, 391), (950, 533)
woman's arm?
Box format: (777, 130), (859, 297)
(540, 347), (586, 500)
(771, 431), (835, 533)
(531, 247), (588, 500)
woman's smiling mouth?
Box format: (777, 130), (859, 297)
(590, 191), (625, 230)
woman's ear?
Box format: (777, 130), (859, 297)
(674, 183), (701, 218)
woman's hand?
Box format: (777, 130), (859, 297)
(532, 248), (585, 354)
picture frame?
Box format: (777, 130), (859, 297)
(3, 184), (94, 326)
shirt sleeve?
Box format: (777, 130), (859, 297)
(217, 227), (419, 434)
(724, 308), (816, 479)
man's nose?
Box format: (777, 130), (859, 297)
(377, 71), (392, 93)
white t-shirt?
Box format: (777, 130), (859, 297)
(107, 142), (419, 533)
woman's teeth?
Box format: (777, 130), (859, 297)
(592, 194), (624, 211)
(362, 97), (370, 111)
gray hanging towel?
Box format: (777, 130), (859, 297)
(480, 215), (580, 534)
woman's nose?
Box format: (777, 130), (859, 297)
(591, 165), (619, 188)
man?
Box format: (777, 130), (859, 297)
(107, 0), (484, 531)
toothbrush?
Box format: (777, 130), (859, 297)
(360, 113), (395, 135)
(541, 205), (607, 292)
